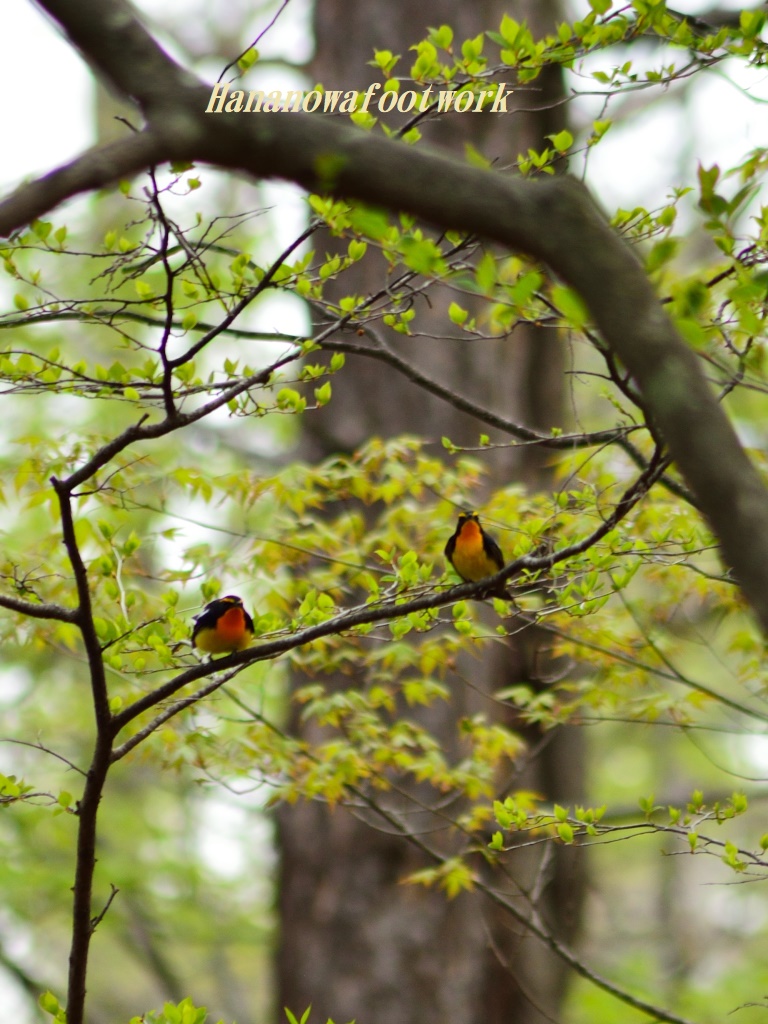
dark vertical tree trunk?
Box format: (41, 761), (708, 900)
(276, 4), (585, 1023)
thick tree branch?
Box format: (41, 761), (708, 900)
(11, 0), (768, 633)
(51, 480), (111, 729)
(0, 132), (166, 231)
(33, 0), (193, 112)
(0, 593), (78, 622)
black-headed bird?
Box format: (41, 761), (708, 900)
(191, 595), (255, 655)
(445, 511), (508, 596)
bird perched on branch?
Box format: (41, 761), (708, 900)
(444, 511), (509, 596)
(191, 594), (255, 655)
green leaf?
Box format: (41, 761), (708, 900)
(550, 283), (589, 328)
(276, 388), (306, 412)
(590, 119), (612, 143)
(371, 49), (399, 74)
(448, 301), (468, 325)
(548, 129), (573, 152)
(464, 142), (491, 169)
(499, 13), (520, 46)
(638, 793), (657, 818)
(32, 219), (52, 240)
(646, 237), (678, 273)
(475, 251), (497, 294)
(429, 24), (454, 49)
(39, 991), (65, 1020)
(135, 280), (154, 300)
(557, 822), (574, 844)
(348, 205), (392, 240)
(347, 239), (367, 261)
(314, 381), (332, 407)
(740, 9), (766, 38)
(461, 32), (485, 62)
(237, 47), (259, 71)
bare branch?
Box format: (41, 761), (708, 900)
(317, 333), (639, 452)
(111, 671), (242, 763)
(0, 737), (87, 777)
(90, 883), (120, 933)
(167, 220), (318, 368)
(217, 0), (293, 84)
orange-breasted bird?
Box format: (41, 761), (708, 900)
(191, 595), (255, 655)
(444, 511), (508, 596)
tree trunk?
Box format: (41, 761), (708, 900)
(276, 4), (585, 1022)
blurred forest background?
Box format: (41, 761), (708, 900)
(1, 1), (768, 1023)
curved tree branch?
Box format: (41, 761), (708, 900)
(0, 132), (166, 231)
(6, 0), (767, 633)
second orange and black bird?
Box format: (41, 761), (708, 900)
(192, 595), (255, 655)
(444, 511), (507, 594)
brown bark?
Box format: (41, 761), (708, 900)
(276, 4), (584, 1023)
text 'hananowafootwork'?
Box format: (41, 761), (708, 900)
(206, 82), (514, 115)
